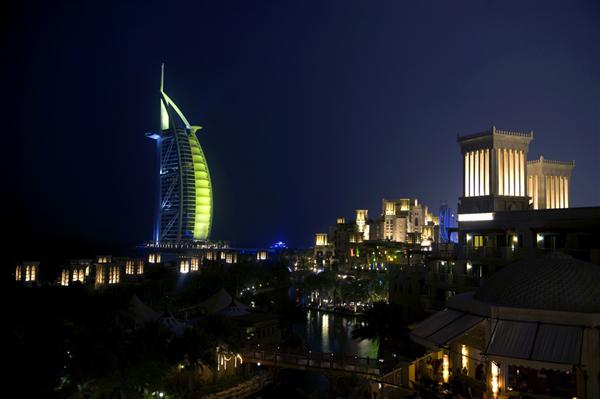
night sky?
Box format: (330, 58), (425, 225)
(4, 1), (600, 259)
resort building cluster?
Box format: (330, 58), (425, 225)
(12, 66), (599, 399)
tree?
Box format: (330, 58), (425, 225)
(351, 301), (422, 361)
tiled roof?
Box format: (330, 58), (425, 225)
(474, 253), (600, 313)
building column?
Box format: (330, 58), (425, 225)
(509, 149), (515, 196)
(559, 176), (564, 208)
(534, 175), (539, 209)
(545, 176), (550, 209)
(485, 149), (490, 195)
(474, 150), (480, 196)
(515, 150), (521, 196)
(565, 177), (569, 208)
(498, 149), (504, 195)
(551, 176), (556, 208)
(464, 152), (469, 197)
(504, 149), (509, 195)
(555, 176), (560, 209)
(469, 152), (474, 197)
(520, 151), (525, 196)
(479, 150), (484, 196)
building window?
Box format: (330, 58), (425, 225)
(473, 235), (484, 249)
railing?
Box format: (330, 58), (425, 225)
(527, 158), (575, 166)
(241, 344), (413, 389)
(242, 345), (383, 375)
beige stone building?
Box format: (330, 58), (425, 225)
(381, 198), (438, 244)
(527, 156), (574, 210)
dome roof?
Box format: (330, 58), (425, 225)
(474, 253), (600, 313)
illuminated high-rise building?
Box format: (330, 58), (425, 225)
(147, 65), (213, 242)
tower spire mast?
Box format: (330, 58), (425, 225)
(160, 63), (165, 91)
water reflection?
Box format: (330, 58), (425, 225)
(296, 309), (378, 358)
(256, 310), (379, 398)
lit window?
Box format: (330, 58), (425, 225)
(473, 235), (484, 248)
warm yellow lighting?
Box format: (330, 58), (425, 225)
(461, 345), (469, 372)
(519, 151), (525, 195)
(109, 265), (120, 284)
(61, 269), (69, 286)
(550, 176), (555, 208)
(384, 201), (395, 215)
(559, 176), (564, 208)
(479, 149), (485, 196)
(179, 259), (190, 274)
(442, 353), (449, 383)
(498, 148), (504, 195)
(126, 260), (135, 275)
(509, 149), (514, 196)
(485, 148), (490, 195)
(465, 153), (469, 196)
(191, 257), (199, 271)
(315, 233), (328, 246)
(469, 151), (474, 196)
(474, 150), (479, 196)
(466, 261), (473, 272)
(491, 361), (500, 397)
(96, 265), (105, 285)
(533, 175), (538, 208)
(503, 148), (509, 195)
(565, 177), (569, 208)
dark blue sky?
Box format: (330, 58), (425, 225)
(5, 0), (600, 256)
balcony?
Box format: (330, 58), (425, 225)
(462, 246), (528, 261)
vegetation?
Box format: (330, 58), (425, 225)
(8, 258), (293, 398)
(351, 301), (423, 361)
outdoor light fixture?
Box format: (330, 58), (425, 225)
(457, 212), (495, 222)
(442, 353), (449, 383)
(461, 345), (469, 371)
(537, 233), (544, 243)
(491, 361), (500, 397)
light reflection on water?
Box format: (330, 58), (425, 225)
(256, 310), (380, 398)
(295, 309), (379, 359)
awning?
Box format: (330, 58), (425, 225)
(486, 320), (537, 359)
(410, 309), (484, 348)
(485, 320), (583, 368)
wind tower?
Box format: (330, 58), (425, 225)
(146, 64), (213, 242)
(457, 126), (533, 220)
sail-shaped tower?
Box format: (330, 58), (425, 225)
(147, 65), (212, 242)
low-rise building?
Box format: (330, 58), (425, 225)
(15, 261), (40, 286)
(409, 255), (600, 399)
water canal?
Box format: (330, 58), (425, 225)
(256, 309), (379, 398)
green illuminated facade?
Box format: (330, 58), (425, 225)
(147, 65), (212, 242)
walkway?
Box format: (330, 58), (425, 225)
(241, 344), (411, 388)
